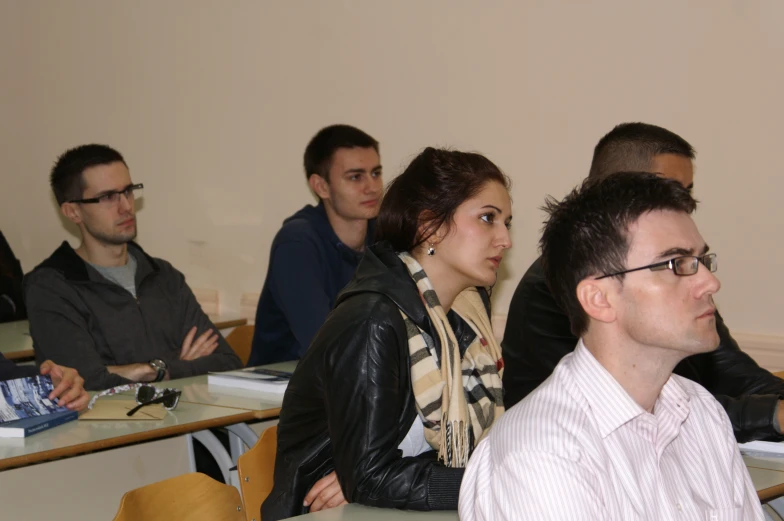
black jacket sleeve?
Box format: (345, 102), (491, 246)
(324, 298), (463, 510)
(677, 313), (784, 442)
(502, 257), (784, 443)
(502, 258), (577, 409)
(0, 353), (37, 381)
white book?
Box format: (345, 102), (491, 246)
(738, 440), (784, 457)
(207, 366), (291, 394)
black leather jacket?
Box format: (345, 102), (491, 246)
(503, 257), (784, 443)
(262, 242), (487, 520)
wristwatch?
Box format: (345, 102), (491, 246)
(149, 359), (167, 382)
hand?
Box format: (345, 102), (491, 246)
(39, 360), (89, 411)
(304, 471), (348, 512)
(180, 326), (219, 361)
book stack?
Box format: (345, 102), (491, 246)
(0, 375), (78, 438)
(207, 366), (292, 394)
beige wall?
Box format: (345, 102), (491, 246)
(2, 1), (783, 337)
(0, 2), (23, 217)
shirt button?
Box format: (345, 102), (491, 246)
(676, 503), (682, 511)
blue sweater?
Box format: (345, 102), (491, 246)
(249, 203), (375, 365)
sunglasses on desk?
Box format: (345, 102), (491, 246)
(87, 383), (182, 417)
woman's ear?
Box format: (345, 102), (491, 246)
(576, 279), (616, 325)
(415, 210), (440, 247)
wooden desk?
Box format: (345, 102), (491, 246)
(745, 455), (784, 502)
(0, 320), (34, 361)
(174, 361), (295, 414)
(0, 401), (256, 471)
(0, 361), (285, 519)
(0, 435), (192, 521)
(0, 392), (249, 520)
(164, 363), (294, 462)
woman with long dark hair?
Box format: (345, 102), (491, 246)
(263, 147), (512, 519)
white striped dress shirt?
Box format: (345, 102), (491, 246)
(459, 340), (764, 521)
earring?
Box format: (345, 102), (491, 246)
(427, 244), (435, 256)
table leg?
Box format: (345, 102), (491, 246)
(191, 429), (233, 485)
(226, 422), (260, 463)
(185, 432), (197, 472)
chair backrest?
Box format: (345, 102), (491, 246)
(226, 324), (255, 365)
(237, 425), (278, 521)
(112, 472), (244, 521)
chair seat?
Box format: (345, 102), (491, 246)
(112, 472), (244, 521)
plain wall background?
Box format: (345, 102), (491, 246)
(1, 0), (782, 336)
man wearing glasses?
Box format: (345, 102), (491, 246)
(502, 122), (784, 444)
(24, 144), (242, 391)
(460, 172), (764, 520)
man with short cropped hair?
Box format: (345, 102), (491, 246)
(502, 122), (784, 443)
(24, 144), (242, 391)
(249, 124), (383, 365)
(460, 172), (764, 520)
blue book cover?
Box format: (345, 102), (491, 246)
(0, 409), (78, 438)
(0, 375), (70, 424)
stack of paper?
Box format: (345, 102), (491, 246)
(208, 366), (291, 393)
(738, 440), (784, 457)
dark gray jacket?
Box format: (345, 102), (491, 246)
(24, 241), (242, 390)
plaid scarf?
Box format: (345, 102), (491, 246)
(398, 252), (504, 468)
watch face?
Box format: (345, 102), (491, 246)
(150, 359), (166, 370)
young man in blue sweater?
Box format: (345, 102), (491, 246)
(249, 125), (383, 365)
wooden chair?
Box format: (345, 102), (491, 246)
(237, 425), (278, 521)
(112, 472), (244, 521)
(226, 324), (255, 365)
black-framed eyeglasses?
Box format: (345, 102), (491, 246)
(69, 183), (144, 205)
(87, 383), (181, 416)
(595, 253), (718, 280)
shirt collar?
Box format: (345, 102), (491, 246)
(570, 340), (643, 438)
(568, 339), (690, 438)
(655, 373), (691, 425)
(315, 201), (376, 258)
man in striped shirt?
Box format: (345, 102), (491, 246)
(460, 172), (764, 520)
